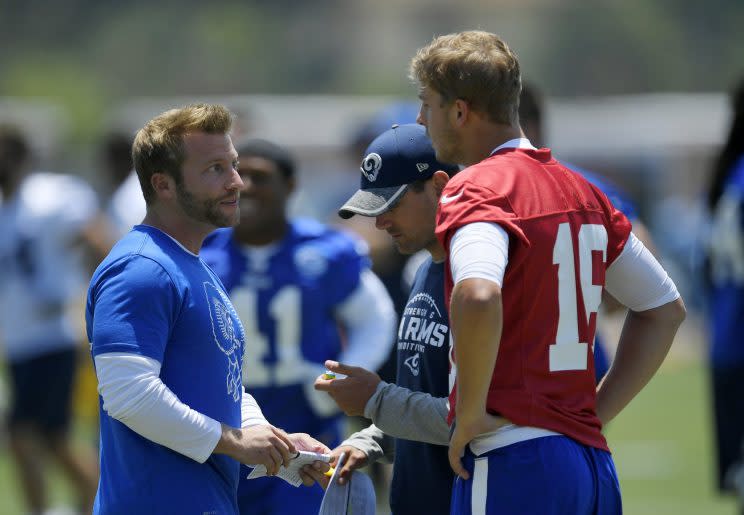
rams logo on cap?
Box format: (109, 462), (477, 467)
(361, 153), (382, 182)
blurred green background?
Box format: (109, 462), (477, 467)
(1, 0), (743, 146)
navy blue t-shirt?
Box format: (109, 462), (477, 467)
(391, 256), (452, 515)
(86, 225), (244, 515)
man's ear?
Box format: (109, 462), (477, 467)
(452, 98), (470, 127)
(151, 172), (176, 200)
(432, 170), (450, 196)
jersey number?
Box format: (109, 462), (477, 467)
(231, 285), (303, 387)
(550, 223), (607, 372)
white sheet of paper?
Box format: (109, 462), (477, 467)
(246, 450), (330, 487)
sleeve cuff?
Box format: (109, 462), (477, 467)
(363, 381), (389, 419)
(195, 416), (224, 464)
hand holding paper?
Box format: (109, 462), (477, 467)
(247, 451), (331, 487)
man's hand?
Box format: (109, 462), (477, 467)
(448, 413), (508, 480)
(288, 432), (331, 454)
(313, 360), (381, 416)
(301, 445), (369, 488)
(213, 424), (295, 476)
(330, 445), (368, 485)
(288, 432), (333, 486)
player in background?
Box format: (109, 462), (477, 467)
(411, 30), (686, 514)
(0, 124), (104, 514)
(100, 131), (146, 238)
(519, 82), (659, 382)
(200, 137), (396, 515)
(706, 76), (744, 514)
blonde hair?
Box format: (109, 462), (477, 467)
(409, 30), (521, 126)
(132, 103), (233, 203)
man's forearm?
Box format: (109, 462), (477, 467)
(365, 382), (449, 445)
(341, 424), (393, 463)
(595, 298), (686, 424)
(95, 353), (222, 463)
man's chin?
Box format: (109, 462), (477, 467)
(205, 211), (240, 229)
(393, 241), (416, 255)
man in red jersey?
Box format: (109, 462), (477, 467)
(409, 30), (687, 514)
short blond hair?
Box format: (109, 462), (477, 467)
(410, 30), (521, 126)
(132, 103), (233, 203)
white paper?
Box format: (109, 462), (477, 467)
(246, 450), (331, 487)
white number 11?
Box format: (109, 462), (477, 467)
(550, 223), (607, 372)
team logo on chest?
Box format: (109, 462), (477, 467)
(404, 353), (420, 376)
(204, 282), (245, 402)
(397, 292), (449, 376)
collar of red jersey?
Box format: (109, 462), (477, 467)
(489, 138), (537, 156)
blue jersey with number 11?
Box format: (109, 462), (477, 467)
(201, 219), (369, 440)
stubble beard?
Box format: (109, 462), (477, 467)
(176, 182), (238, 228)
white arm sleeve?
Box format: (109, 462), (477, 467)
(94, 352), (222, 464)
(605, 232), (680, 311)
(334, 269), (397, 371)
(304, 269), (396, 418)
(450, 222), (510, 286)
(242, 391), (270, 428)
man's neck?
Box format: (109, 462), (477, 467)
(461, 124), (524, 167)
(142, 206), (213, 255)
(427, 241), (446, 263)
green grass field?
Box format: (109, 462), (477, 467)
(605, 357), (738, 515)
(0, 355), (739, 514)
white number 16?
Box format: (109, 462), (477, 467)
(550, 223), (607, 372)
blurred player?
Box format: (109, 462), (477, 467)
(707, 76), (744, 513)
(0, 124), (101, 514)
(410, 30), (686, 514)
(200, 137), (396, 515)
(100, 131), (146, 237)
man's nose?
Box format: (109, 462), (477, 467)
(228, 167), (244, 190)
(375, 213), (390, 230)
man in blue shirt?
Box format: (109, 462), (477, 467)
(313, 124), (459, 515)
(200, 138), (396, 514)
(707, 77), (744, 511)
(86, 104), (329, 515)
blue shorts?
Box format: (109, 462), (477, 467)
(8, 347), (78, 435)
(450, 435), (621, 515)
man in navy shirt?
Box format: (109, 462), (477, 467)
(86, 104), (329, 514)
(313, 124), (459, 515)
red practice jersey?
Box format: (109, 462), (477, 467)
(436, 147), (632, 451)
